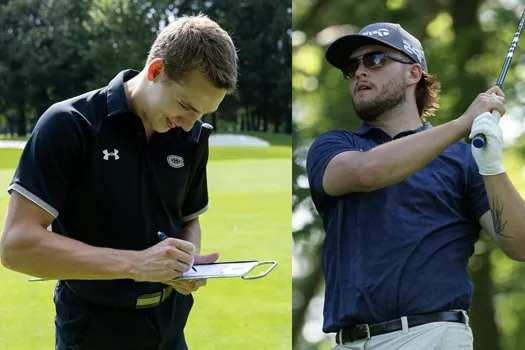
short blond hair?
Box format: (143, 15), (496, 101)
(147, 14), (238, 92)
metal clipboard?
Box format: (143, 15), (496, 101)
(174, 260), (278, 280)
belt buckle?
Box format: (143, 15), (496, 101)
(135, 287), (173, 309)
(135, 291), (162, 309)
(354, 324), (371, 340)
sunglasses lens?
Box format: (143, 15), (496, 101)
(344, 59), (360, 79)
(344, 53), (386, 79)
(363, 53), (386, 69)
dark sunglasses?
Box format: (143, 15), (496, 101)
(342, 51), (415, 79)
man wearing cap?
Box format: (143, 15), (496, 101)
(0, 14), (237, 349)
(307, 22), (525, 349)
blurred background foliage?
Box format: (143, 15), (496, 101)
(292, 0), (525, 349)
(0, 0), (292, 136)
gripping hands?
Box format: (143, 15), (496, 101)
(469, 110), (505, 176)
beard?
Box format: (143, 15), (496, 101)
(352, 77), (406, 122)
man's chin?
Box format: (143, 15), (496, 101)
(353, 105), (380, 122)
(357, 114), (381, 122)
(153, 125), (172, 134)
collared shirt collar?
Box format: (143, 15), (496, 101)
(106, 69), (141, 118)
(356, 122), (432, 140)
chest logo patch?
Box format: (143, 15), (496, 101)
(102, 149), (120, 160)
(167, 155), (184, 168)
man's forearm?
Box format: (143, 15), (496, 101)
(181, 218), (201, 254)
(1, 225), (138, 280)
(483, 173), (525, 257)
(359, 119), (468, 190)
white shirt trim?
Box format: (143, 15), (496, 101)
(7, 184), (59, 218)
(181, 203), (209, 221)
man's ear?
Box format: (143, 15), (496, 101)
(146, 58), (165, 82)
(407, 64), (423, 86)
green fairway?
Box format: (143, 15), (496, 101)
(0, 145), (291, 349)
(0, 148), (23, 169)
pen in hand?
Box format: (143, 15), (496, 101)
(157, 231), (197, 272)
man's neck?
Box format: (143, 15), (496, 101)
(364, 102), (423, 137)
(124, 72), (155, 141)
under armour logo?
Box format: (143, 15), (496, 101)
(103, 149), (120, 160)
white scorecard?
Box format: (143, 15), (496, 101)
(175, 260), (278, 280)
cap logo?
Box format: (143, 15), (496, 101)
(362, 28), (390, 37)
(402, 39), (424, 64)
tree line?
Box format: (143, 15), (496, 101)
(293, 0), (525, 349)
(0, 0), (292, 135)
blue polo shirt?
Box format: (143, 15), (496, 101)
(306, 123), (490, 333)
(8, 70), (209, 305)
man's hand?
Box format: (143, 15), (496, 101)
(162, 252), (219, 295)
(458, 86), (506, 134)
(132, 238), (195, 282)
(469, 112), (505, 175)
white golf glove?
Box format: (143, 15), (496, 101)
(469, 111), (505, 175)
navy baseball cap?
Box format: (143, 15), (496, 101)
(325, 22), (428, 72)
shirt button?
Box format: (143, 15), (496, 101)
(137, 132), (142, 137)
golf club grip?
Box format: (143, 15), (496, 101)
(472, 134), (486, 148)
(472, 109), (502, 149)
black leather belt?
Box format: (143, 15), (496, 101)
(336, 311), (466, 344)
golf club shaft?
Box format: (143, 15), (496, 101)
(472, 8), (525, 148)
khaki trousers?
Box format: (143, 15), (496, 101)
(332, 311), (473, 350)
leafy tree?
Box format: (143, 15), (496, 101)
(293, 1), (525, 349)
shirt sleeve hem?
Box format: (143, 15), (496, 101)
(317, 150), (348, 197)
(181, 203), (209, 221)
(476, 205), (491, 222)
(7, 184), (59, 218)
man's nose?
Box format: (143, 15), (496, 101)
(179, 116), (198, 132)
(354, 60), (369, 78)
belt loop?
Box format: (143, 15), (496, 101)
(460, 310), (469, 329)
(401, 316), (409, 334)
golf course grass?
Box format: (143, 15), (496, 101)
(0, 139), (291, 349)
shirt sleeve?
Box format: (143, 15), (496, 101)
(464, 151), (490, 222)
(181, 135), (209, 222)
(306, 130), (361, 197)
(7, 104), (89, 218)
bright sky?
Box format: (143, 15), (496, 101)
(500, 110), (525, 146)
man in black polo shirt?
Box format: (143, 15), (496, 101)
(307, 22), (525, 349)
(0, 14), (238, 350)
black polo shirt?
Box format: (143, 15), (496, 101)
(8, 70), (209, 304)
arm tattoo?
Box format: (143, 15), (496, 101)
(491, 196), (511, 238)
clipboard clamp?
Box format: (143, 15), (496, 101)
(241, 260), (278, 280)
